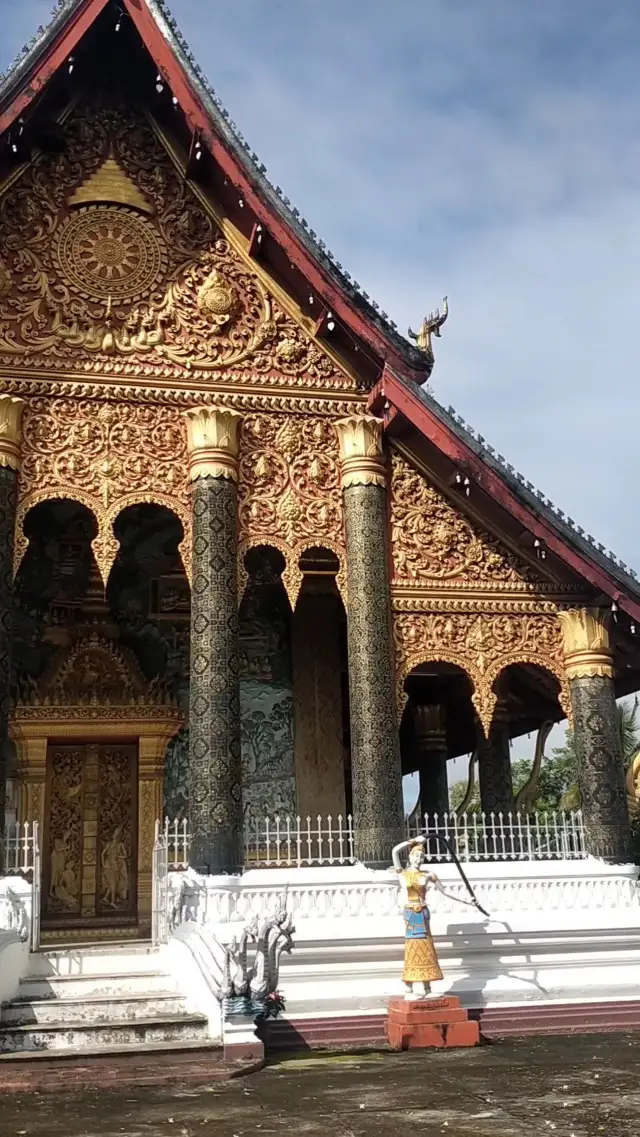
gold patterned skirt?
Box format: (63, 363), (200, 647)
(402, 906), (443, 983)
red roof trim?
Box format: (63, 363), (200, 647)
(371, 372), (640, 623)
(0, 0), (109, 133)
(1, 0), (424, 382)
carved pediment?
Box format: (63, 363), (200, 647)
(18, 634), (173, 710)
(390, 452), (556, 591)
(0, 99), (351, 391)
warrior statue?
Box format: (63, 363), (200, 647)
(392, 834), (489, 1001)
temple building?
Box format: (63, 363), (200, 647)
(1, 0), (639, 945)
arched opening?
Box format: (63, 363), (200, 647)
(488, 662), (565, 815)
(13, 498), (100, 696)
(400, 662), (477, 820)
(107, 503), (190, 819)
(238, 545), (295, 828)
(293, 547), (350, 821)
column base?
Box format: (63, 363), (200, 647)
(189, 837), (243, 877)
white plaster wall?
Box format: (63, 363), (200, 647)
(0, 877), (32, 1004)
(169, 860), (640, 1014)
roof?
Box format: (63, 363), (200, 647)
(371, 369), (640, 623)
(0, 0), (428, 381)
(2, 1), (640, 622)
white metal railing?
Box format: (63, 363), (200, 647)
(405, 810), (586, 861)
(3, 821), (39, 875)
(163, 809), (587, 870)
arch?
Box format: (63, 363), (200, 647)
(105, 492), (191, 585)
(298, 543), (347, 607)
(395, 648), (484, 724)
(239, 536), (301, 610)
(485, 653), (571, 727)
(15, 491), (102, 581)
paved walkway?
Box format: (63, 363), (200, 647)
(1, 1034), (639, 1136)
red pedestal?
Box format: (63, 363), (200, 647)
(387, 995), (480, 1050)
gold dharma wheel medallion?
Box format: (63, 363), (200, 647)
(54, 205), (167, 304)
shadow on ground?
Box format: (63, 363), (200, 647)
(1, 1033), (640, 1136)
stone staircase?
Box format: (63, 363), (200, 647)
(0, 941), (212, 1059)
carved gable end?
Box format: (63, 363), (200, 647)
(390, 451), (554, 592)
(0, 99), (353, 393)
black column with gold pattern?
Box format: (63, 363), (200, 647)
(413, 704), (449, 817)
(559, 608), (631, 862)
(479, 702), (515, 817)
(184, 406), (243, 875)
(335, 416), (404, 868)
(0, 396), (23, 869)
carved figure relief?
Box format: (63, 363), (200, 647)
(0, 99), (351, 390)
(393, 609), (570, 733)
(238, 414), (346, 605)
(390, 452), (552, 589)
(98, 745), (136, 915)
(15, 397), (191, 586)
(44, 745), (84, 916)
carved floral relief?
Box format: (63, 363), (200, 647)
(16, 396), (191, 585)
(393, 608), (570, 733)
(0, 99), (351, 390)
(390, 452), (549, 589)
(237, 413), (346, 605)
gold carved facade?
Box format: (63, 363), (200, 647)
(0, 91), (587, 841)
(389, 449), (576, 731)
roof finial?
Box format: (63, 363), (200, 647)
(408, 297), (449, 375)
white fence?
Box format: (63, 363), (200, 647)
(162, 810), (587, 870)
(3, 822), (39, 876)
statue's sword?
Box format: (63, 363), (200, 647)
(420, 831), (491, 918)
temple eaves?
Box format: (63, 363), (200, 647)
(371, 370), (640, 620)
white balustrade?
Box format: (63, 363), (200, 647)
(162, 810), (586, 871)
(2, 821), (39, 876)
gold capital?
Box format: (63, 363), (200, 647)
(183, 406), (242, 482)
(0, 395), (25, 471)
(558, 606), (614, 680)
(334, 415), (386, 488)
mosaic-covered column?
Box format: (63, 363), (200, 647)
(184, 406), (243, 875)
(335, 415), (404, 867)
(413, 704), (449, 818)
(0, 396), (23, 868)
(558, 607), (631, 862)
(479, 701), (515, 816)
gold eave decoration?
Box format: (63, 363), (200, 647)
(68, 157), (155, 216)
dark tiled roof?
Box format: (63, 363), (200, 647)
(389, 369), (640, 597)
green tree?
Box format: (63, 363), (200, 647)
(449, 697), (640, 814)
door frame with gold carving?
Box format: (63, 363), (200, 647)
(10, 637), (183, 941)
(42, 738), (140, 933)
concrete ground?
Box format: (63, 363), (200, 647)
(1, 1033), (640, 1136)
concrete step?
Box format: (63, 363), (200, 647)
(0, 1013), (209, 1053)
(0, 1041), (261, 1094)
(15, 970), (175, 1001)
(27, 943), (160, 978)
(2, 991), (187, 1027)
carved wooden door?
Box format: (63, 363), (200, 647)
(43, 741), (138, 931)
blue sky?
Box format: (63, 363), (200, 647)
(3, 0), (640, 788)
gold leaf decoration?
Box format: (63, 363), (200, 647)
(0, 99), (354, 390)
